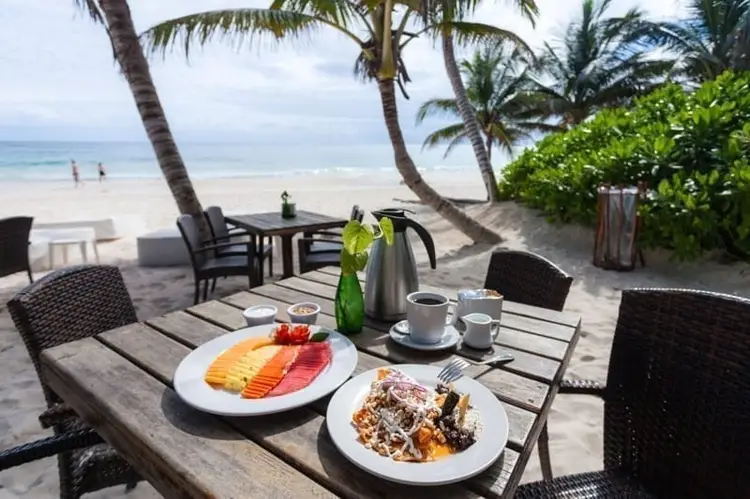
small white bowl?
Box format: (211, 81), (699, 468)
(242, 305), (277, 327)
(287, 302), (320, 325)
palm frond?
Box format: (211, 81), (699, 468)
(415, 98), (460, 123)
(427, 22), (532, 56)
(73, 0), (104, 24)
(140, 8), (363, 60)
(421, 123), (467, 154)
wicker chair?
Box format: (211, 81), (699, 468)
(0, 216), (34, 282)
(517, 289), (750, 498)
(483, 249), (573, 479)
(204, 206), (273, 277)
(297, 206), (363, 273)
(483, 249), (573, 312)
(177, 214), (260, 304)
(3, 265), (141, 498)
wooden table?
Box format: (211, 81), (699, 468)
(40, 267), (581, 498)
(226, 211), (347, 282)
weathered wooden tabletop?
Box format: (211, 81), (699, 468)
(226, 211), (348, 281)
(40, 267), (581, 499)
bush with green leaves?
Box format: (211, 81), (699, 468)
(499, 71), (750, 260)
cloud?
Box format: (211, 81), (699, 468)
(0, 0), (687, 146)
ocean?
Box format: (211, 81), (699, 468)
(0, 141), (478, 182)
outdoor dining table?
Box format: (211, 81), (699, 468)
(40, 267), (582, 498)
(225, 211), (348, 283)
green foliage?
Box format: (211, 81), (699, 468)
(340, 218), (394, 275)
(499, 71), (750, 260)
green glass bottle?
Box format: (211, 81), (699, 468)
(335, 272), (364, 335)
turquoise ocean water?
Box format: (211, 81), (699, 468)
(0, 141), (476, 182)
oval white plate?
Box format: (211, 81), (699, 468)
(326, 364), (508, 485)
(174, 324), (357, 416)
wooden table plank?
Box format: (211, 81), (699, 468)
(313, 267), (581, 329)
(147, 310), (229, 347)
(41, 338), (337, 499)
(227, 211), (347, 236)
(253, 282), (562, 382)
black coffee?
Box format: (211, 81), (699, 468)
(415, 298), (444, 306)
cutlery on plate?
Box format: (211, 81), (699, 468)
(437, 354), (515, 384)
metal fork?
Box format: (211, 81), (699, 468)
(437, 353), (515, 384)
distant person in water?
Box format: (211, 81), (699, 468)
(71, 160), (82, 187)
(98, 162), (107, 182)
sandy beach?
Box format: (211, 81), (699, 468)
(1, 171), (748, 498)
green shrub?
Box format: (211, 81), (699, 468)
(499, 71), (750, 260)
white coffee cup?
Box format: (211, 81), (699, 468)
(406, 291), (452, 344)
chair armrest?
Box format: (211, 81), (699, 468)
(39, 403), (77, 429)
(309, 230), (343, 238)
(195, 241), (253, 254)
(559, 379), (606, 397)
(226, 227), (253, 236)
(297, 238), (343, 253)
(0, 428), (103, 471)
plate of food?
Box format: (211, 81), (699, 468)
(326, 365), (508, 485)
(173, 323), (357, 416)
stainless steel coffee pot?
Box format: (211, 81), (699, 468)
(365, 208), (437, 321)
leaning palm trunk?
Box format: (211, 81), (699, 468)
(98, 0), (207, 235)
(442, 33), (501, 203)
(377, 78), (502, 244)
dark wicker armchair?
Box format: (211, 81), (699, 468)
(205, 206), (273, 277)
(483, 249), (573, 312)
(483, 249), (574, 480)
(0, 216), (34, 282)
(517, 289), (750, 498)
(3, 265), (141, 498)
(298, 205), (363, 273)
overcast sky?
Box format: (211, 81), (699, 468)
(0, 0), (686, 144)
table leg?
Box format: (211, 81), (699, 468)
(256, 233), (265, 286)
(93, 241), (100, 263)
(48, 244), (54, 270)
(281, 235), (294, 278)
(80, 242), (88, 263)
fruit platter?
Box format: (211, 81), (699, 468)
(173, 322), (358, 416)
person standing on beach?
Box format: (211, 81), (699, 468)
(98, 162), (107, 182)
(71, 159), (83, 187)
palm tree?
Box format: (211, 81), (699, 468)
(649, 0), (750, 82)
(417, 42), (554, 162)
(527, 0), (671, 128)
(141, 1), (503, 243)
(427, 0), (539, 202)
(76, 0), (208, 236)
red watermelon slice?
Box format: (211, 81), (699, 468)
(268, 342), (332, 397)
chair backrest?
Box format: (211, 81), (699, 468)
(350, 205), (364, 222)
(483, 249), (573, 311)
(176, 214), (206, 267)
(604, 289), (750, 498)
(205, 206), (230, 242)
(7, 264), (137, 408)
(0, 216), (33, 279)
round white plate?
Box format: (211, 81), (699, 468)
(389, 321), (460, 351)
(174, 324), (357, 416)
(326, 364), (509, 486)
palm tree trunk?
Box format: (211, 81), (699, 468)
(441, 33), (501, 203)
(98, 0), (209, 238)
(377, 78), (502, 244)
(486, 135), (493, 163)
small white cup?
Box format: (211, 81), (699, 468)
(287, 302), (320, 325)
(406, 291), (452, 344)
(462, 312), (501, 350)
(242, 305), (277, 327)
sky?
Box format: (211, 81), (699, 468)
(0, 0), (687, 146)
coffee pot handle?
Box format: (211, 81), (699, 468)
(404, 217), (437, 269)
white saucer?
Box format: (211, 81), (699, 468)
(389, 320), (460, 351)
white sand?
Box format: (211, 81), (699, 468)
(0, 172), (747, 497)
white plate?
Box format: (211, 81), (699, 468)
(173, 324), (357, 416)
(326, 364), (509, 485)
(389, 321), (460, 351)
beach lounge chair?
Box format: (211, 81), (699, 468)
(0, 216), (34, 282)
(297, 205), (364, 273)
(483, 249), (574, 479)
(517, 289), (750, 498)
(2, 265), (141, 498)
(204, 206), (273, 277)
(177, 214), (261, 304)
